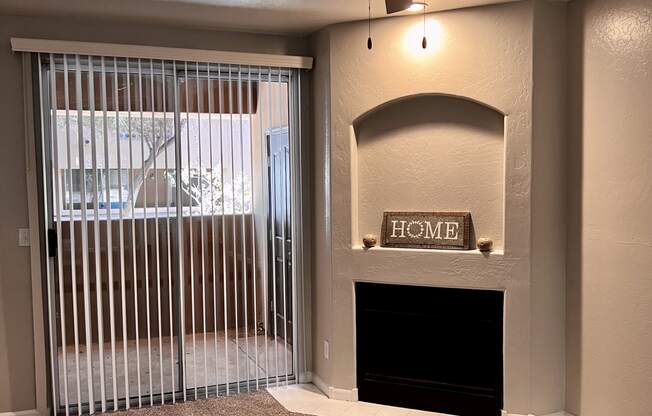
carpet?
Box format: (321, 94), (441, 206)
(117, 390), (312, 416)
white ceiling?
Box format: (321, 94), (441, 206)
(0, 0), (521, 35)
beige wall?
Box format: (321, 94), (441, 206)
(0, 14), (307, 413)
(531, 1), (567, 413)
(308, 27), (333, 389)
(354, 95), (505, 250)
(566, 0), (652, 415)
(309, 2), (567, 414)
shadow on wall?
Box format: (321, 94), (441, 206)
(351, 94), (505, 250)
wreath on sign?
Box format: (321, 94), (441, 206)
(406, 220), (425, 238)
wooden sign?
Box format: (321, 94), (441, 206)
(381, 211), (472, 250)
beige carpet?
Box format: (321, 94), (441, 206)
(118, 390), (311, 416)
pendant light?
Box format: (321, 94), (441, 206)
(367, 0), (373, 50)
(421, 3), (427, 49)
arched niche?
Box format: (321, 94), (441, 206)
(351, 94), (505, 250)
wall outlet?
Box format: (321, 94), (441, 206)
(323, 340), (330, 360)
(18, 228), (30, 247)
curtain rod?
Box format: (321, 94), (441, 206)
(11, 37), (313, 70)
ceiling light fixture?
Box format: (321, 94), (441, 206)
(385, 0), (428, 14)
(367, 0), (373, 50)
(421, 2), (427, 48)
(407, 2), (427, 12)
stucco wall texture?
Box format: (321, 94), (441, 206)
(310, 1), (566, 414)
(2, 0), (652, 415)
(566, 0), (652, 415)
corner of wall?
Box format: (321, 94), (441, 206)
(308, 27), (334, 389)
(529, 0), (568, 414)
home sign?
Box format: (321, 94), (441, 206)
(380, 211), (472, 250)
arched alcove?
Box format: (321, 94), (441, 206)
(352, 94), (505, 249)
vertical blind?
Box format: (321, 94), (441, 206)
(36, 53), (301, 415)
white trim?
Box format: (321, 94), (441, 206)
(311, 374), (358, 402)
(502, 411), (575, 416)
(11, 38), (313, 69)
(311, 373), (329, 397)
(329, 387), (358, 402)
(0, 409), (48, 416)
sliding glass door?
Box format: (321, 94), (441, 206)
(36, 54), (300, 415)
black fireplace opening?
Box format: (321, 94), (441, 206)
(355, 282), (504, 416)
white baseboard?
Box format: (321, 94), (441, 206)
(502, 411), (575, 416)
(311, 373), (329, 397)
(329, 386), (358, 402)
(311, 374), (358, 402)
(0, 409), (47, 416)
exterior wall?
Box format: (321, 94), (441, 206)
(0, 14), (307, 413)
(309, 1), (566, 414)
(566, 0), (652, 415)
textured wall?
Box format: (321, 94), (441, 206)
(530, 1), (567, 414)
(309, 1), (567, 414)
(354, 95), (505, 250)
(308, 28), (334, 389)
(566, 0), (652, 415)
(0, 14), (307, 413)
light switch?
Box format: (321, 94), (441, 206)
(18, 228), (30, 247)
(323, 340), (330, 360)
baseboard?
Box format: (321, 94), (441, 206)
(502, 411), (575, 416)
(0, 409), (47, 416)
(311, 373), (329, 396)
(298, 370), (313, 384)
(329, 386), (358, 402)
(311, 374), (358, 402)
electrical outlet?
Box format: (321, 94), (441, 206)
(18, 228), (30, 247)
(323, 340), (330, 360)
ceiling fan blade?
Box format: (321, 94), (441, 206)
(385, 0), (414, 14)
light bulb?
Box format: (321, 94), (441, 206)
(406, 2), (426, 12)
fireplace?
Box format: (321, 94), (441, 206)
(355, 282), (504, 416)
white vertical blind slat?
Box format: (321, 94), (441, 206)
(217, 63), (231, 396)
(88, 56), (106, 413)
(258, 65), (270, 390)
(48, 52), (71, 416)
(183, 61), (198, 401)
(148, 58), (165, 405)
(227, 64), (241, 394)
(137, 58), (154, 406)
(196, 64), (209, 398)
(207, 63), (220, 396)
(161, 59), (176, 405)
(75, 54), (96, 413)
(278, 67), (289, 387)
(113, 56), (130, 409)
(100, 56), (119, 410)
(248, 65), (260, 390)
(173, 59), (187, 402)
(237, 66), (251, 394)
(126, 58), (143, 409)
(268, 66), (279, 388)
